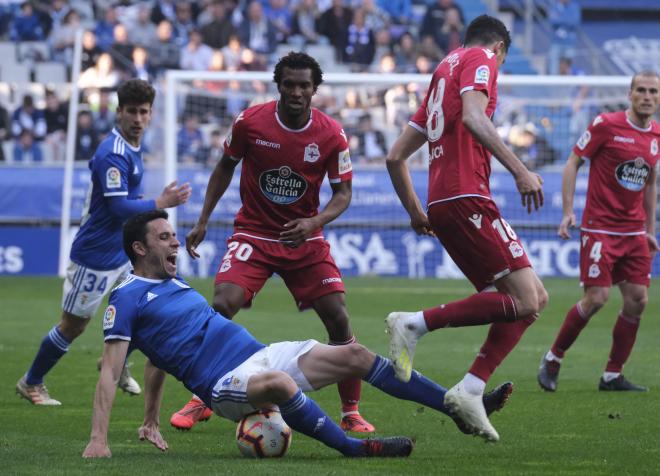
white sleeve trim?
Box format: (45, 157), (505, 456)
(408, 121), (427, 136)
(328, 177), (342, 183)
(104, 335), (131, 342)
(228, 155), (242, 162)
(104, 191), (129, 197)
(460, 86), (475, 95)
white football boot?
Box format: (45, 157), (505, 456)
(385, 312), (422, 382)
(118, 363), (141, 395)
(444, 381), (499, 442)
(16, 376), (61, 405)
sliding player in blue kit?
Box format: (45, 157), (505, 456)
(83, 210), (513, 458)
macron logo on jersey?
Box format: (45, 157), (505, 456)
(256, 138), (281, 149)
(147, 292), (158, 302)
(614, 136), (635, 144)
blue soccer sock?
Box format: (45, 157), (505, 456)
(25, 326), (71, 385)
(279, 389), (365, 457)
(365, 355), (450, 416)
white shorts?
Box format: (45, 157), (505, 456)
(62, 261), (131, 317)
(210, 339), (318, 422)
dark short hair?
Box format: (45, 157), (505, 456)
(123, 209), (169, 264)
(464, 14), (511, 52)
(117, 79), (155, 108)
(630, 70), (660, 91)
(273, 51), (323, 90)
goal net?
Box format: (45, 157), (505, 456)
(159, 71), (641, 279)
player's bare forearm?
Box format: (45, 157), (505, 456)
(143, 359), (166, 426)
(561, 152), (583, 215)
(462, 93), (526, 178)
(643, 167), (657, 236)
(386, 126), (427, 219)
(315, 180), (352, 227)
(198, 154), (238, 224)
(86, 341), (128, 451)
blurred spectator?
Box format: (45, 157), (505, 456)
(317, 0), (353, 61)
(548, 0), (581, 74)
(172, 1), (197, 48)
(92, 89), (116, 138)
(148, 20), (181, 76)
(377, 0), (411, 26)
(0, 103), (9, 162)
(509, 123), (557, 170)
(109, 23), (135, 74)
(150, 0), (177, 25)
(130, 46), (151, 81)
(198, 128), (224, 167)
(10, 1), (45, 41)
(78, 52), (120, 89)
(180, 29), (214, 71)
(221, 34), (245, 70)
(265, 0), (293, 44)
(12, 95), (46, 141)
(238, 1), (278, 58)
(81, 30), (103, 71)
(373, 27), (392, 67)
(415, 54), (434, 74)
(436, 6), (464, 54)
(177, 114), (204, 163)
(50, 8), (81, 65)
(420, 0), (464, 55)
(362, 0), (390, 32)
(94, 5), (118, 51)
(75, 109), (99, 161)
(291, 0), (322, 46)
(13, 130), (43, 162)
(343, 8), (375, 70)
(130, 4), (157, 47)
(351, 113), (387, 163)
(47, 0), (71, 35)
(375, 53), (396, 74)
(43, 89), (67, 162)
(199, 0), (235, 49)
(394, 32), (419, 73)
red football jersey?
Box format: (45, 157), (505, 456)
(573, 110), (660, 234)
(224, 101), (352, 239)
(410, 46), (499, 206)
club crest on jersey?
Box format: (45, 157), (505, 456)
(651, 139), (658, 156)
(259, 166), (308, 204)
(103, 305), (116, 330)
(615, 158), (650, 191)
(588, 264), (600, 279)
(509, 241), (524, 259)
(576, 130), (591, 150)
(474, 65), (490, 85)
(106, 167), (121, 188)
(304, 143), (320, 163)
(338, 149), (352, 174)
(219, 259), (231, 272)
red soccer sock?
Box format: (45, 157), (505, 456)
(329, 336), (361, 413)
(423, 292), (518, 331)
(550, 303), (590, 359)
(605, 312), (641, 373)
(468, 316), (536, 382)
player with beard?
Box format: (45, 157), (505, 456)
(170, 51), (374, 433)
(538, 71), (660, 392)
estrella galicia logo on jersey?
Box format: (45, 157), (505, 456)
(304, 143), (320, 163)
(651, 139), (658, 156)
(474, 65), (490, 85)
(259, 166), (308, 204)
(576, 130), (591, 150)
(102, 305), (116, 330)
(615, 158), (650, 191)
(106, 167), (121, 188)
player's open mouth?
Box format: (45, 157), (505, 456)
(166, 253), (177, 265)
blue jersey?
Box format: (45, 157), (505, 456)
(70, 128), (155, 270)
(102, 275), (265, 406)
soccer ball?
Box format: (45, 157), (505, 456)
(235, 410), (292, 458)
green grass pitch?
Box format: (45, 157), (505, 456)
(1, 276), (659, 475)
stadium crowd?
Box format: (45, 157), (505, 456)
(0, 0), (618, 168)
